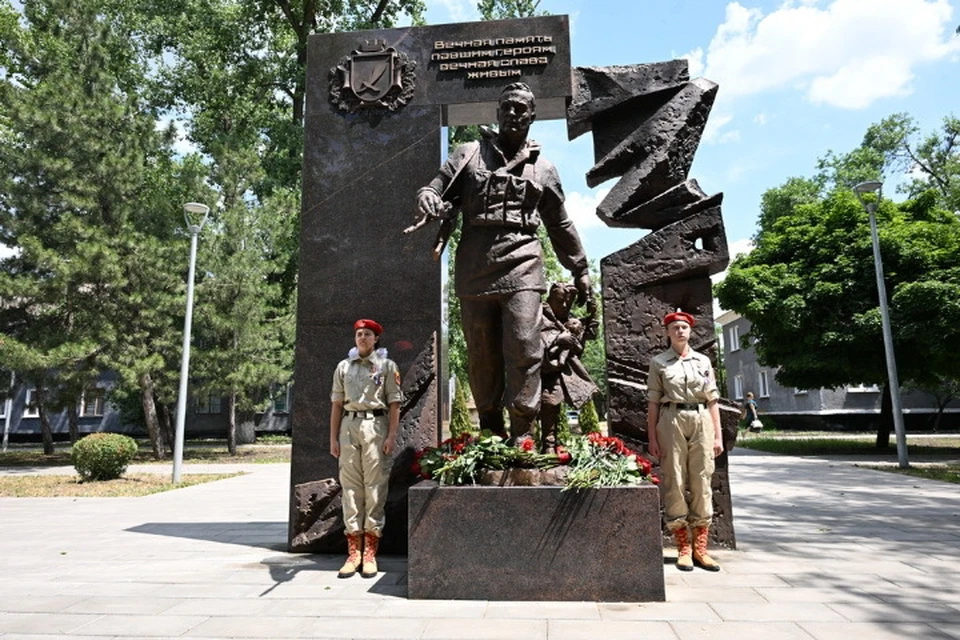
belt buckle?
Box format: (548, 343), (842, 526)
(363, 411), (374, 419)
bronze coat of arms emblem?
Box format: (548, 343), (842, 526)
(329, 39), (416, 113)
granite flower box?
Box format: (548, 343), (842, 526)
(407, 481), (665, 602)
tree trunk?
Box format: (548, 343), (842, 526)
(227, 391), (238, 456)
(876, 383), (893, 449)
(157, 399), (174, 448)
(138, 372), (165, 459)
(67, 401), (80, 444)
(35, 385), (55, 455)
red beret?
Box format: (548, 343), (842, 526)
(663, 310), (696, 327)
(353, 318), (383, 336)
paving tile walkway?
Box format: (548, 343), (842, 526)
(1, 449), (959, 639)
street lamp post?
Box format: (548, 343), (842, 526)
(853, 181), (909, 468)
(173, 202), (210, 483)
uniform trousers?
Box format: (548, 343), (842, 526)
(338, 414), (390, 536)
(656, 406), (715, 530)
(460, 290), (542, 436)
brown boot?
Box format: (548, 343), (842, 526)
(337, 533), (362, 578)
(693, 526), (721, 571)
(672, 526), (693, 572)
(361, 532), (380, 578)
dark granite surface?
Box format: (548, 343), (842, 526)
(290, 16), (573, 551)
(567, 61), (690, 140)
(408, 483), (665, 601)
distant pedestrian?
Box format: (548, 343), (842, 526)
(742, 392), (762, 432)
(329, 319), (402, 579)
(647, 309), (723, 572)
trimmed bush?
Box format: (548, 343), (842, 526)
(71, 433), (139, 481)
(450, 376), (474, 437)
(579, 398), (601, 434)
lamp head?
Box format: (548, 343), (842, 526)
(183, 202), (210, 233)
(853, 181), (883, 214)
(853, 181), (882, 196)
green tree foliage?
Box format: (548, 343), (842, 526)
(128, 1), (425, 449)
(716, 115), (960, 406)
(0, 0), (196, 455)
(131, 0), (426, 297)
(449, 375), (473, 437)
(863, 113), (959, 212)
(133, 0), (425, 191)
(478, 0), (544, 19)
(191, 187), (297, 454)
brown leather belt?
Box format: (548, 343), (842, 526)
(663, 402), (705, 411)
(344, 409), (386, 418)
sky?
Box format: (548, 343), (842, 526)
(424, 0), (960, 268)
(6, 0), (956, 272)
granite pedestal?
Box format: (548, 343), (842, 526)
(408, 482), (665, 602)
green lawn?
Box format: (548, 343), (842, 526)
(0, 439), (292, 467)
(0, 472), (243, 497)
(736, 434), (960, 457)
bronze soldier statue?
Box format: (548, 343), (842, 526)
(415, 82), (590, 439)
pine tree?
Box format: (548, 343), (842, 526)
(191, 183), (296, 454)
(578, 398), (600, 435)
(0, 0), (197, 456)
(449, 376), (474, 437)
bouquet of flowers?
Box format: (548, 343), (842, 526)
(412, 431), (657, 490)
(413, 433), (559, 486)
(562, 432), (657, 490)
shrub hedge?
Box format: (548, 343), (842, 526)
(71, 433), (139, 481)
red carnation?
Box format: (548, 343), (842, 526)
(556, 445), (572, 464)
(639, 457), (653, 475)
(520, 438), (535, 452)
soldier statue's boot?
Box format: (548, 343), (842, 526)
(337, 533), (362, 578)
(509, 413), (535, 441)
(479, 411), (507, 439)
(361, 532), (380, 579)
(673, 526), (694, 572)
(692, 526), (721, 572)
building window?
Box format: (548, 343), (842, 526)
(196, 393), (222, 414)
(729, 325), (741, 351)
(24, 388), (39, 418)
(733, 375), (744, 400)
(273, 384), (290, 413)
(758, 370), (770, 398)
(79, 388), (105, 417)
(848, 383), (881, 393)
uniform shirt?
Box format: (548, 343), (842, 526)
(647, 348), (720, 405)
(423, 135), (588, 297)
(330, 348), (403, 411)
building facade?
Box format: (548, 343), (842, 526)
(1, 372), (292, 443)
(718, 311), (960, 431)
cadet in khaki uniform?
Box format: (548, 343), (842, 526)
(647, 310), (723, 572)
(330, 319), (402, 579)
